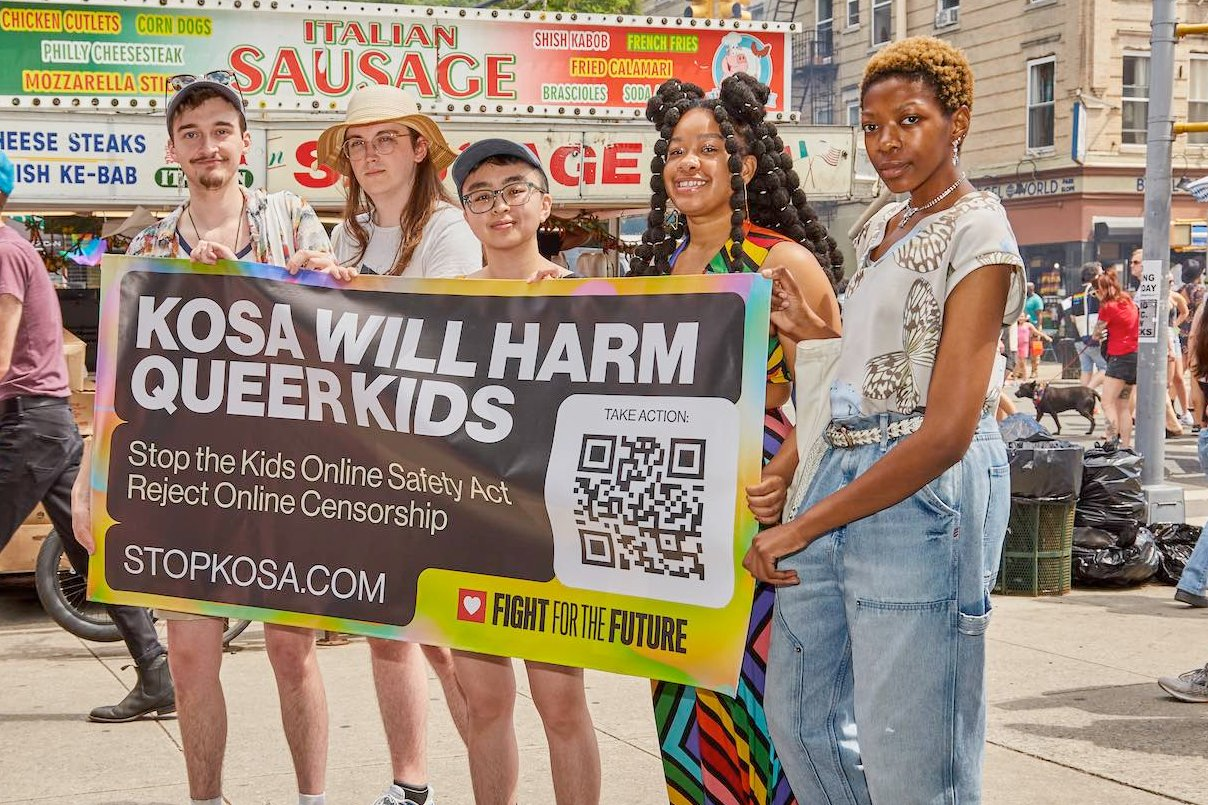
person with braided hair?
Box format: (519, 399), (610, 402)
(743, 37), (1024, 804)
(633, 72), (842, 805)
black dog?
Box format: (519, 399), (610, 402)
(1015, 381), (1099, 435)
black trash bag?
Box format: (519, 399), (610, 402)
(1071, 525), (1160, 587)
(1149, 522), (1203, 585)
(1008, 437), (1085, 501)
(1073, 526), (1122, 549)
(1075, 443), (1145, 536)
(999, 413), (1051, 443)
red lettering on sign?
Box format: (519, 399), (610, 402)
(394, 52), (435, 97)
(313, 50), (352, 95)
(603, 143), (641, 185)
(486, 54), (517, 100)
(550, 144), (596, 186)
(294, 141), (339, 189)
(266, 48), (311, 96)
(358, 50), (391, 86)
(230, 45), (266, 94)
(440, 53), (481, 99)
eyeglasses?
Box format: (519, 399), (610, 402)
(461, 181), (545, 214)
(167, 70), (242, 96)
(341, 131), (413, 162)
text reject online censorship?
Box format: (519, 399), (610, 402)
(89, 256), (770, 693)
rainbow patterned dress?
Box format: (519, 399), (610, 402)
(652, 221), (798, 805)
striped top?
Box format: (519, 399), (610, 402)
(671, 220), (792, 385)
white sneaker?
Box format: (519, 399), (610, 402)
(371, 784), (434, 805)
(1180, 412), (1195, 427)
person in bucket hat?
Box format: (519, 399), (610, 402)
(289, 84), (481, 281)
(289, 84), (476, 805)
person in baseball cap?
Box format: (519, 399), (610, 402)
(164, 70), (247, 134)
(450, 138), (547, 201)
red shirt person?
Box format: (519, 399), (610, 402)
(1094, 269), (1140, 447)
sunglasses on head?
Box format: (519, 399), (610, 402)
(166, 70), (242, 97)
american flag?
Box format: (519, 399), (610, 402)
(820, 145), (845, 166)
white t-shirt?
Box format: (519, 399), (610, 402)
(330, 202), (481, 277)
(832, 191), (1026, 417)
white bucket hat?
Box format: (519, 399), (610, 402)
(317, 85), (456, 175)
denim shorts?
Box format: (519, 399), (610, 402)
(766, 413), (1009, 805)
(1079, 342), (1107, 374)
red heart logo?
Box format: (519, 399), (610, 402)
(457, 589), (487, 623)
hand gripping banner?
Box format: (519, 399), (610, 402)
(88, 256), (770, 693)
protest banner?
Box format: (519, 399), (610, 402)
(88, 256), (770, 693)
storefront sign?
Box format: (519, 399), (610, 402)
(0, 2), (792, 117)
(978, 175), (1078, 200)
(88, 257), (771, 692)
(271, 124), (854, 207)
(0, 115), (266, 205)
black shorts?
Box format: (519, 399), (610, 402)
(1105, 351), (1138, 385)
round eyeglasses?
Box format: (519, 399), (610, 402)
(342, 131), (409, 162)
(461, 181), (545, 214)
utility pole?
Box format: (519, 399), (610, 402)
(1138, 0), (1185, 521)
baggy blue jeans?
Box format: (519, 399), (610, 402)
(766, 413), (1010, 805)
(1175, 429), (1208, 597)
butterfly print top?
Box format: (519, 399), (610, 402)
(830, 191), (1025, 418)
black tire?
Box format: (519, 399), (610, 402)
(35, 529), (122, 643)
(222, 617), (251, 646)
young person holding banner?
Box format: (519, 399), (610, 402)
(743, 38), (1023, 804)
(71, 73), (333, 805)
(445, 139), (599, 805)
(628, 72), (843, 805)
(288, 83), (476, 805)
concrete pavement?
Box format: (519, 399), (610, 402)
(3, 363), (1207, 805)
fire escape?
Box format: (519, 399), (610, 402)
(762, 0), (837, 123)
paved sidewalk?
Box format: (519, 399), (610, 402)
(2, 577), (1207, 804)
(4, 361), (1207, 805)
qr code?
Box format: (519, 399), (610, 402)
(546, 395), (739, 607)
(573, 435), (707, 580)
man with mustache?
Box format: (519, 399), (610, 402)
(73, 73), (333, 805)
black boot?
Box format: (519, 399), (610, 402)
(88, 654), (175, 722)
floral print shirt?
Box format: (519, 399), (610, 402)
(832, 191), (1025, 417)
(126, 187), (330, 265)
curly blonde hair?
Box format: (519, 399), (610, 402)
(860, 36), (974, 112)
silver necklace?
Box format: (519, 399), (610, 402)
(898, 172), (966, 229)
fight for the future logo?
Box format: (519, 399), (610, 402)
(457, 588), (487, 623)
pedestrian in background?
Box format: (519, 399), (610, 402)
(0, 150), (172, 724)
(1024, 281), (1045, 377)
(1094, 269), (1140, 448)
(744, 37), (1024, 804)
(1064, 262), (1106, 390)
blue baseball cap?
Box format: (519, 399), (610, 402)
(0, 151), (13, 196)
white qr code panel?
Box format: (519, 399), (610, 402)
(545, 394), (739, 607)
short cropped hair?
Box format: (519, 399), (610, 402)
(168, 86), (247, 136)
(861, 36), (974, 113)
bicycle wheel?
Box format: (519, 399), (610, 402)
(222, 617), (252, 646)
(35, 529), (122, 643)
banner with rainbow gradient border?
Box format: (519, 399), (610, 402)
(87, 255), (770, 693)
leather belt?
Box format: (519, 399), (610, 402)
(824, 415), (924, 449)
(0, 395), (69, 415)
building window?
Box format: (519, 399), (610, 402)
(846, 0), (859, 26)
(935, 0), (958, 26)
(1026, 57), (1056, 152)
(1190, 57), (1208, 145)
(816, 0), (833, 61)
(872, 0), (891, 47)
(847, 100), (860, 126)
(1122, 53), (1150, 145)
